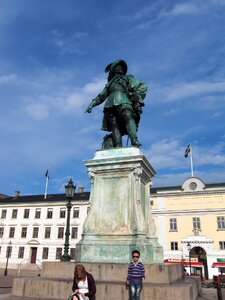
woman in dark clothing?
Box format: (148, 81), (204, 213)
(72, 265), (96, 300)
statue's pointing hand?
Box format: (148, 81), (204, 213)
(85, 104), (93, 113)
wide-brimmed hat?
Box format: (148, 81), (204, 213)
(105, 59), (128, 75)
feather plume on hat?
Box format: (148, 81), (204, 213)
(105, 59), (128, 75)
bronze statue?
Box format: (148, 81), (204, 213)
(85, 59), (147, 148)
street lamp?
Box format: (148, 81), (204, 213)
(4, 241), (12, 276)
(187, 242), (192, 276)
(61, 178), (76, 262)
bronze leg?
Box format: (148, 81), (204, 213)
(109, 116), (122, 147)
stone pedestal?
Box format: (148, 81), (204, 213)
(12, 262), (202, 300)
(11, 150), (201, 300)
(76, 147), (163, 263)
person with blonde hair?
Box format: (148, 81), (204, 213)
(71, 265), (96, 300)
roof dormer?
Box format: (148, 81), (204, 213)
(182, 177), (205, 192)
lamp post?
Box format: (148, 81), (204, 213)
(60, 178), (76, 262)
(187, 242), (192, 276)
(4, 241), (12, 276)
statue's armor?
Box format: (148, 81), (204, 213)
(104, 76), (131, 108)
(88, 72), (147, 147)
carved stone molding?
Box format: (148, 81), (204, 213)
(88, 169), (96, 184)
(182, 240), (214, 244)
(133, 167), (142, 177)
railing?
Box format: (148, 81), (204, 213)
(17, 259), (29, 276)
(17, 259), (42, 276)
(36, 259), (42, 271)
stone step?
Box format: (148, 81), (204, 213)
(12, 276), (201, 300)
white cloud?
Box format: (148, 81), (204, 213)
(63, 78), (106, 113)
(169, 3), (199, 15)
(162, 108), (179, 116)
(65, 92), (89, 111)
(161, 81), (225, 102)
(153, 172), (191, 187)
(146, 139), (183, 169)
(145, 139), (225, 170)
(83, 79), (106, 94)
(50, 29), (88, 55)
(153, 168), (225, 187)
(25, 103), (49, 120)
(21, 76), (106, 120)
(195, 143), (225, 165)
(131, 5), (158, 21)
(0, 74), (18, 84)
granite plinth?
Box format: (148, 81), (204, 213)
(76, 148), (163, 263)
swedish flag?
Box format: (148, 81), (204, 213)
(45, 169), (49, 179)
(184, 144), (191, 158)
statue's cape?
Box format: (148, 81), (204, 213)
(105, 74), (147, 104)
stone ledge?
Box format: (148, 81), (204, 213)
(12, 276), (201, 300)
(41, 262), (183, 283)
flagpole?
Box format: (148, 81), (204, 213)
(44, 176), (49, 199)
(190, 143), (194, 177)
(44, 168), (49, 199)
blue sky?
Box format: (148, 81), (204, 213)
(1, 0), (225, 196)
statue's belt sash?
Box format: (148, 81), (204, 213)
(104, 91), (131, 108)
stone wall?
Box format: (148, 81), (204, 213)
(12, 262), (201, 300)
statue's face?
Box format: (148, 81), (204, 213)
(114, 64), (123, 74)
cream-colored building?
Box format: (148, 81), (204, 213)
(151, 176), (225, 279)
(0, 189), (90, 272)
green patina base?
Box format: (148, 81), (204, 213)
(76, 236), (163, 264)
(76, 148), (163, 264)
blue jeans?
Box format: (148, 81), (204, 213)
(129, 280), (142, 300)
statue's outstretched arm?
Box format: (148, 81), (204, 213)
(85, 87), (108, 113)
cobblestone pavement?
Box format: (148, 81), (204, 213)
(0, 276), (14, 295)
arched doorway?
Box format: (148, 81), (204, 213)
(190, 246), (208, 279)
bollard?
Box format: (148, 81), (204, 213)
(217, 284), (223, 300)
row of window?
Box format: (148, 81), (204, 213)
(0, 226), (78, 239)
(170, 241), (225, 251)
(43, 247), (76, 260)
(169, 216), (225, 231)
(0, 246), (76, 260)
(0, 207), (81, 220)
(2, 242), (224, 259)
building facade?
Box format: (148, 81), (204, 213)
(1, 177), (225, 279)
(151, 177), (225, 279)
(0, 189), (90, 271)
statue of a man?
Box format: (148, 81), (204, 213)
(85, 59), (147, 148)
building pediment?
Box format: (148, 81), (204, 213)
(27, 239), (40, 245)
(182, 177), (205, 192)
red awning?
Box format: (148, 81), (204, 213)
(212, 262), (225, 268)
(164, 259), (203, 266)
(183, 261), (203, 267)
